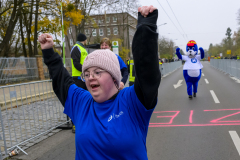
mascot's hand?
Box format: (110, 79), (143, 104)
(176, 48), (180, 54)
(199, 47), (204, 53)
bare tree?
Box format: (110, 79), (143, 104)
(0, 0), (24, 56)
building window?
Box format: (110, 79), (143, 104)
(98, 19), (103, 24)
(69, 27), (72, 34)
(99, 28), (104, 36)
(113, 27), (118, 35)
(92, 18), (96, 24)
(106, 17), (110, 23)
(107, 28), (111, 35)
(92, 29), (97, 36)
(70, 39), (73, 46)
(113, 17), (117, 23)
(85, 29), (90, 36)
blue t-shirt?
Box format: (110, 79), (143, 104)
(116, 54), (127, 70)
(64, 84), (155, 160)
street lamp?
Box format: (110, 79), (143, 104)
(158, 23), (167, 27)
(157, 23), (167, 34)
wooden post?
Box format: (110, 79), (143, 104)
(36, 55), (45, 80)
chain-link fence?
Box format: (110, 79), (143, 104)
(210, 59), (240, 79)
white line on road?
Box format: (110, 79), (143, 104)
(202, 73), (205, 76)
(229, 131), (240, 156)
(210, 90), (220, 103)
(204, 79), (209, 84)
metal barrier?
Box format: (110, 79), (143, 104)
(160, 61), (182, 76)
(0, 80), (68, 159)
(210, 59), (240, 79)
(0, 57), (38, 85)
(42, 58), (72, 79)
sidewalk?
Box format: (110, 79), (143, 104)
(9, 129), (75, 160)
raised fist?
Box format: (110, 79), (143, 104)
(38, 33), (54, 50)
(138, 5), (157, 17)
(176, 48), (180, 53)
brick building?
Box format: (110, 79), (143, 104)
(65, 12), (137, 59)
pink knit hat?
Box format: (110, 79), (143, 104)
(82, 49), (121, 88)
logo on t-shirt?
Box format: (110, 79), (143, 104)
(191, 58), (197, 63)
(108, 111), (124, 122)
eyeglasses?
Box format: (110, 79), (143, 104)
(81, 69), (106, 80)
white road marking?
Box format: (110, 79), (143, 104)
(204, 79), (209, 84)
(230, 77), (240, 83)
(229, 131), (240, 156)
(202, 73), (205, 76)
(173, 80), (183, 89)
(210, 90), (220, 103)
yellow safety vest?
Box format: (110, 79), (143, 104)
(159, 61), (162, 65)
(237, 56), (240, 60)
(129, 60), (135, 82)
(71, 44), (88, 77)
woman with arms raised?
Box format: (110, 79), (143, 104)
(38, 5), (160, 160)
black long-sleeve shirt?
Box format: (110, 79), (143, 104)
(71, 46), (83, 72)
(42, 10), (161, 110)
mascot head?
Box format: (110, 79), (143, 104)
(186, 40), (198, 58)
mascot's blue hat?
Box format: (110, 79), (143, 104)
(186, 40), (198, 52)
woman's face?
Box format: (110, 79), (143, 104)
(100, 42), (111, 50)
(84, 67), (118, 103)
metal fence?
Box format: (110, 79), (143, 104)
(0, 57), (73, 85)
(0, 80), (68, 159)
(0, 58), (38, 85)
(42, 58), (72, 79)
(210, 59), (240, 79)
(160, 61), (182, 76)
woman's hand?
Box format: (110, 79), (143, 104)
(119, 82), (125, 90)
(38, 33), (54, 50)
(138, 5), (157, 17)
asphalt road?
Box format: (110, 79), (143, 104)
(12, 61), (240, 160)
(147, 61), (240, 160)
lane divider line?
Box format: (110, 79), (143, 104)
(210, 90), (220, 103)
(229, 131), (240, 156)
(202, 73), (205, 76)
(205, 79), (209, 84)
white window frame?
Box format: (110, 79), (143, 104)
(106, 17), (110, 23)
(70, 39), (73, 46)
(113, 17), (117, 23)
(85, 29), (90, 36)
(92, 29), (97, 36)
(113, 27), (118, 35)
(99, 28), (104, 36)
(98, 19), (103, 24)
(107, 28), (111, 35)
(69, 27), (72, 34)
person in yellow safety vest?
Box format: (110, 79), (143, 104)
(159, 58), (163, 65)
(237, 55), (240, 60)
(127, 58), (130, 74)
(214, 56), (218, 59)
(70, 33), (88, 133)
(129, 59), (135, 86)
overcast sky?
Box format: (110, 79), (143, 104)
(139, 0), (240, 50)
